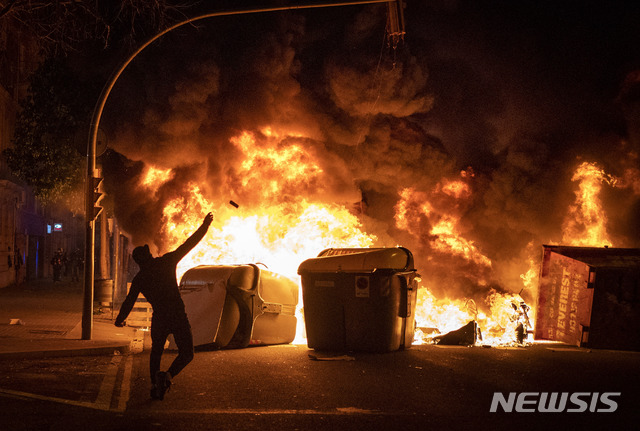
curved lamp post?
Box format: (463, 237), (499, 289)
(83, 0), (402, 339)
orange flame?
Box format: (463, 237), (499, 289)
(430, 216), (492, 267)
(440, 179), (471, 199)
(149, 130), (377, 343)
(141, 128), (625, 348)
(155, 126), (377, 282)
(231, 131), (323, 196)
(142, 166), (173, 190)
(392, 177), (537, 346)
(395, 185), (491, 267)
(413, 286), (535, 346)
(562, 161), (617, 247)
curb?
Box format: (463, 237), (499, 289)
(0, 343), (131, 361)
(0, 321), (139, 360)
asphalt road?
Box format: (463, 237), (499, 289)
(1, 343), (638, 430)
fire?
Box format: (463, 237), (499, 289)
(142, 166), (173, 189)
(148, 129), (376, 343)
(163, 198), (376, 282)
(231, 131), (323, 194)
(160, 193), (375, 344)
(430, 216), (492, 267)
(412, 161), (622, 346)
(153, 129), (376, 281)
(413, 287), (533, 346)
(414, 288), (477, 336)
(139, 126), (625, 348)
(440, 178), (471, 199)
(519, 252), (539, 291)
(394, 184), (491, 267)
(561, 161), (617, 247)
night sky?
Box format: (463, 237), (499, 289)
(99, 0), (640, 301)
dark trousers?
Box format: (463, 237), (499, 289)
(150, 314), (194, 384)
(53, 266), (62, 281)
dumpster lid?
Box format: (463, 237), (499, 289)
(298, 247), (415, 273)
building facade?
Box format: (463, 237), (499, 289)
(0, 17), (83, 287)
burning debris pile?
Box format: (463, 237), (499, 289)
(97, 4), (639, 348)
(415, 294), (533, 347)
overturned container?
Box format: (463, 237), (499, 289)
(298, 247), (419, 352)
(535, 245), (640, 351)
(169, 264), (298, 349)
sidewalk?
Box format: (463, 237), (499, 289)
(0, 279), (140, 360)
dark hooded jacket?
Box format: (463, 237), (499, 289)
(115, 222), (209, 324)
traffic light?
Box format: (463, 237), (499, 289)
(92, 177), (104, 220)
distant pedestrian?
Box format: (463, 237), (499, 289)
(51, 249), (64, 282)
(14, 247), (23, 285)
(115, 212), (213, 400)
(69, 248), (83, 282)
(62, 250), (69, 277)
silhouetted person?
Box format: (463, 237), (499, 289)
(115, 212), (213, 400)
(51, 249), (64, 282)
(62, 250), (69, 277)
(69, 248), (83, 282)
(14, 247), (23, 285)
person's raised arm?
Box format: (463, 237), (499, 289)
(170, 212), (214, 262)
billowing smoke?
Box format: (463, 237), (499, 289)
(101, 3), (640, 304)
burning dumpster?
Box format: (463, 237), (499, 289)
(535, 245), (640, 351)
(169, 264), (298, 349)
(298, 247), (418, 352)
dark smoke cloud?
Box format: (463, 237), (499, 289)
(101, 1), (640, 301)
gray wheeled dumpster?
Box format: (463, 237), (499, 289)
(169, 264), (298, 349)
(298, 247), (418, 352)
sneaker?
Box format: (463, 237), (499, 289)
(154, 371), (172, 400)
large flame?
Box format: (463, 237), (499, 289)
(393, 176), (535, 346)
(561, 161), (617, 247)
(142, 166), (173, 190)
(155, 130), (377, 282)
(148, 130), (376, 343)
(394, 177), (492, 268)
(411, 160), (622, 346)
(137, 129), (624, 347)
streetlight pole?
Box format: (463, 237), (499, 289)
(82, 0), (403, 339)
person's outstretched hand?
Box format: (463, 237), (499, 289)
(203, 212), (214, 227)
